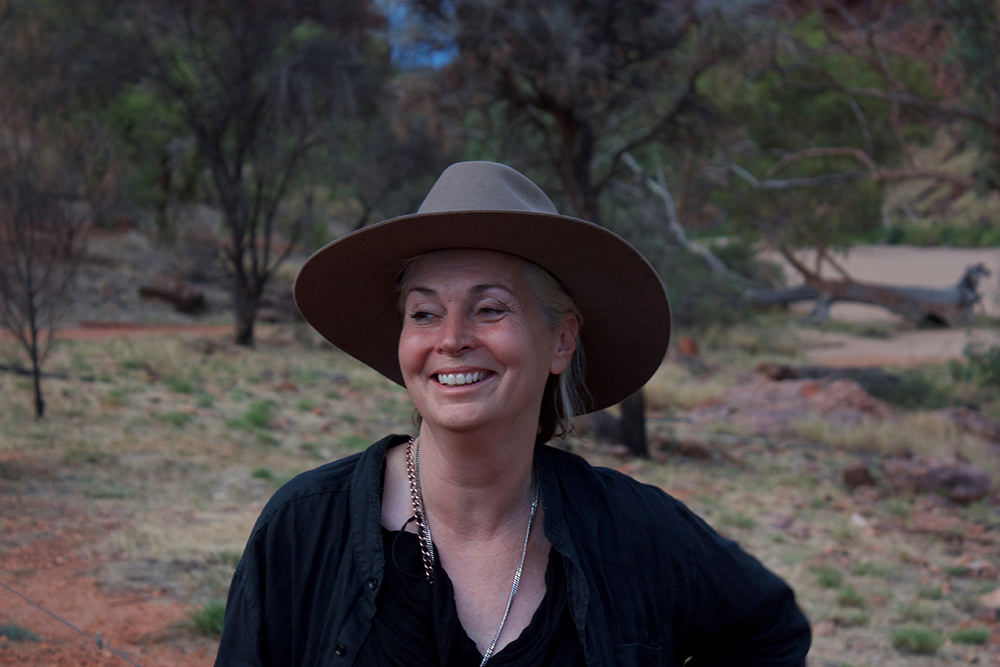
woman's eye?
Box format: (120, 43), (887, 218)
(477, 305), (506, 317)
(409, 310), (435, 323)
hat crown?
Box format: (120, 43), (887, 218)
(417, 161), (559, 216)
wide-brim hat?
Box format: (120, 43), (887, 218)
(294, 161), (671, 414)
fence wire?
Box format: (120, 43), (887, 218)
(0, 576), (143, 666)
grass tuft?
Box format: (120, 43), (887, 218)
(189, 599), (226, 637)
(0, 624), (41, 641)
(815, 565), (844, 589)
(890, 626), (942, 655)
(949, 627), (990, 645)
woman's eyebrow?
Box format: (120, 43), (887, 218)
(471, 283), (514, 295)
(405, 283), (514, 297)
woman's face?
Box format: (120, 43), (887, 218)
(398, 249), (577, 437)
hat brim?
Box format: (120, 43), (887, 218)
(293, 209), (671, 414)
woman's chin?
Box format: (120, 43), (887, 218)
(419, 405), (518, 437)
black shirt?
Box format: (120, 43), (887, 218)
(216, 435), (811, 666)
(356, 525), (585, 665)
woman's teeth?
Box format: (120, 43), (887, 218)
(437, 371), (485, 386)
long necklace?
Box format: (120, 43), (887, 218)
(405, 437), (539, 666)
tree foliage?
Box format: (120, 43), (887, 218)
(64, 0), (390, 345)
(403, 0), (750, 456)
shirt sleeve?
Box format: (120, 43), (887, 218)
(215, 546), (267, 666)
(670, 499), (811, 666)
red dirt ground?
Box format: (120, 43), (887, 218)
(1, 324), (231, 666)
(0, 475), (216, 666)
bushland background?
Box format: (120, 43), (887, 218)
(2, 1), (1000, 665)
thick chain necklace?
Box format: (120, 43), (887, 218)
(404, 436), (539, 666)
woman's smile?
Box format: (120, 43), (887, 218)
(434, 370), (492, 386)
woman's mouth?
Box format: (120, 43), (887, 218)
(436, 371), (487, 386)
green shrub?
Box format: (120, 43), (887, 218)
(890, 626), (942, 655)
(103, 388), (129, 407)
(251, 467), (278, 484)
(950, 627), (990, 645)
(295, 398), (318, 412)
(165, 374), (199, 394)
(917, 585), (943, 600)
(336, 435), (372, 452)
(242, 401), (274, 429)
(898, 602), (933, 623)
(251, 467), (288, 487)
(815, 565), (844, 589)
(0, 624), (40, 641)
(884, 219), (1000, 247)
(157, 411), (194, 428)
(852, 561), (890, 577)
(189, 599), (226, 637)
(837, 585), (866, 608)
(829, 611), (869, 628)
(719, 512), (757, 530)
(864, 365), (957, 410)
(962, 343), (1000, 390)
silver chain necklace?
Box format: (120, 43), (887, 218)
(405, 436), (539, 666)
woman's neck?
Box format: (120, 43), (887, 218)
(412, 423), (538, 539)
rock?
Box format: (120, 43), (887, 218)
(676, 440), (713, 460)
(137, 280), (207, 314)
(978, 587), (1000, 610)
(675, 336), (700, 357)
(842, 460), (877, 489)
(966, 560), (998, 580)
(923, 460), (992, 504)
(672, 336), (708, 374)
(813, 620), (837, 637)
(945, 406), (1000, 443)
(883, 457), (992, 504)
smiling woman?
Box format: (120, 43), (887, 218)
(397, 249), (577, 444)
(215, 162), (811, 666)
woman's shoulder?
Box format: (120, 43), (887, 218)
(539, 444), (680, 503)
(253, 434), (398, 529)
(538, 444), (693, 527)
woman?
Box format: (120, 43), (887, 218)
(216, 162), (811, 665)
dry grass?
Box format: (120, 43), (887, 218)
(644, 362), (737, 411)
(789, 412), (1000, 478)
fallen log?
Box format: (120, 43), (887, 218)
(749, 263), (990, 326)
(755, 362), (900, 396)
(138, 280), (207, 315)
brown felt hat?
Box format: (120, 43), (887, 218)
(294, 161), (671, 413)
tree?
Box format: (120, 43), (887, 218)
(67, 0), (389, 345)
(0, 0), (111, 418)
(707, 1), (998, 295)
(404, 0), (742, 456)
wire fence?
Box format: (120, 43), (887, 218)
(0, 576), (143, 667)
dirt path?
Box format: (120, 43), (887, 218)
(803, 327), (1000, 367)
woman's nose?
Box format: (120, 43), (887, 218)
(437, 314), (474, 354)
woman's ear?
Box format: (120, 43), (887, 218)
(549, 314), (579, 375)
